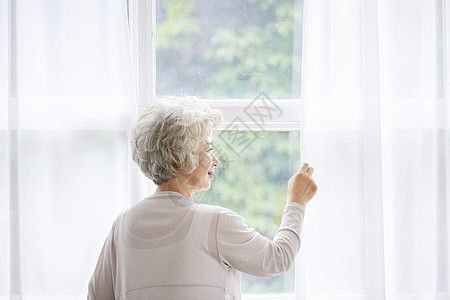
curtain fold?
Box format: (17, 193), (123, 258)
(1, 0), (137, 298)
(302, 0), (449, 299)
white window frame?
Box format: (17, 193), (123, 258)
(127, 0), (306, 299)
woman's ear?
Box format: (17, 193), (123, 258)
(173, 155), (181, 169)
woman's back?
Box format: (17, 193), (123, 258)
(89, 191), (239, 300)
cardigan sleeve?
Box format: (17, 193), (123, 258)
(216, 202), (305, 278)
(87, 224), (117, 300)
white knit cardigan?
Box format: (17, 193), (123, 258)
(88, 191), (305, 300)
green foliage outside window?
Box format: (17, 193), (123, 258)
(156, 0), (302, 99)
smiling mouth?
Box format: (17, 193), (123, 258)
(208, 170), (214, 178)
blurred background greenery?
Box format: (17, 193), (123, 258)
(156, 0), (302, 99)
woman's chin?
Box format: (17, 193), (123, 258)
(202, 181), (212, 191)
(192, 182), (211, 194)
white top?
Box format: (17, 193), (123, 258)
(88, 191), (305, 300)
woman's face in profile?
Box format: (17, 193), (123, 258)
(185, 138), (219, 193)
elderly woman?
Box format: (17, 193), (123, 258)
(88, 97), (317, 300)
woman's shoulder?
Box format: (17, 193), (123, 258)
(196, 202), (224, 215)
(197, 203), (238, 216)
(196, 203), (246, 228)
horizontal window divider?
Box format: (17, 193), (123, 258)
(207, 99), (303, 126)
(302, 295), (368, 300)
(153, 98), (301, 104)
(219, 121), (302, 131)
(140, 99), (304, 130)
(201, 98), (302, 104)
(242, 294), (295, 300)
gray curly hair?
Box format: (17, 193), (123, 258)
(131, 96), (223, 185)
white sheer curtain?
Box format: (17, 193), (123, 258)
(1, 0), (137, 298)
(301, 0), (449, 299)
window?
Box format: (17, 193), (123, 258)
(129, 0), (304, 297)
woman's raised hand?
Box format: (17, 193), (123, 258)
(287, 163), (318, 206)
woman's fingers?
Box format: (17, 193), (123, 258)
(299, 163), (314, 176)
(287, 163), (318, 206)
(299, 163), (309, 173)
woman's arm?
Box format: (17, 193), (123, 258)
(216, 202), (305, 277)
(216, 163), (316, 277)
(88, 227), (116, 300)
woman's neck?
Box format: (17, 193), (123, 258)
(155, 177), (195, 199)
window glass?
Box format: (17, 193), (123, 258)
(156, 0), (303, 99)
(196, 131), (300, 294)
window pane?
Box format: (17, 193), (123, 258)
(196, 131), (300, 294)
(156, 0), (303, 99)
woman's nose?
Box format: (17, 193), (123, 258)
(212, 153), (220, 167)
